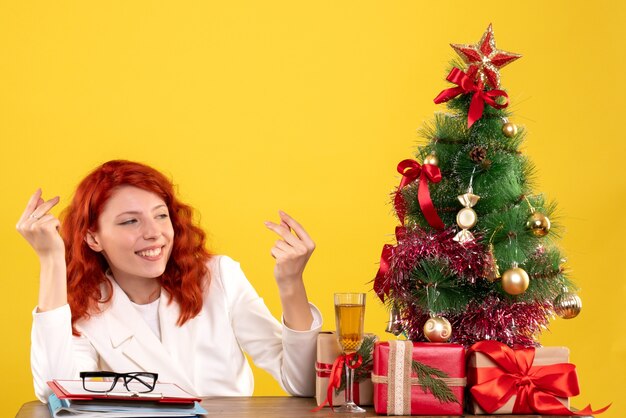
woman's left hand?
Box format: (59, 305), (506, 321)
(265, 211), (315, 330)
(264, 211), (316, 288)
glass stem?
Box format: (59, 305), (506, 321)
(345, 362), (355, 405)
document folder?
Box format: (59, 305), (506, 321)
(48, 380), (201, 404)
(47, 393), (208, 417)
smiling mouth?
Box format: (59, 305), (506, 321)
(136, 247), (163, 258)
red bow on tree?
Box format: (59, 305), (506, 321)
(373, 244), (393, 303)
(433, 67), (509, 128)
(468, 341), (610, 416)
(373, 227), (407, 302)
(394, 159), (444, 230)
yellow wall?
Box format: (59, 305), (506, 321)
(1, 1), (623, 416)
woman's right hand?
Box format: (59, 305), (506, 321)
(17, 189), (68, 311)
(16, 189), (65, 259)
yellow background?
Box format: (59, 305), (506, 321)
(1, 1), (624, 416)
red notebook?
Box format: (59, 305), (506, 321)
(48, 380), (201, 404)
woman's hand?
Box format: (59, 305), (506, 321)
(265, 211), (315, 330)
(16, 189), (65, 259)
(16, 189), (68, 311)
(264, 210), (315, 286)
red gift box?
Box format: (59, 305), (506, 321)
(372, 340), (465, 416)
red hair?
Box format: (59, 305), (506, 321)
(60, 160), (212, 334)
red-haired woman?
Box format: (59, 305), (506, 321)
(17, 160), (321, 402)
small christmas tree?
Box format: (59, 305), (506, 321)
(374, 24), (582, 347)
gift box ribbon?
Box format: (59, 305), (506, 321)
(371, 374), (466, 386)
(315, 361), (333, 378)
(313, 354), (362, 411)
(468, 340), (610, 415)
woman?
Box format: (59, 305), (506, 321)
(16, 160), (321, 402)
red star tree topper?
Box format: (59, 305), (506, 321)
(450, 24), (522, 89)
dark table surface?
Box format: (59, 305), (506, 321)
(15, 396), (592, 418)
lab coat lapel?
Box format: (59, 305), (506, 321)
(159, 288), (204, 387)
(104, 279), (196, 393)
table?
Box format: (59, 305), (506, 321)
(15, 397), (591, 418)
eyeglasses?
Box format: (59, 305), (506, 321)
(79, 371), (158, 394)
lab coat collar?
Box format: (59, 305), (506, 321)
(102, 275), (197, 393)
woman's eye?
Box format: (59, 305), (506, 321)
(119, 219), (137, 225)
(156, 213), (169, 219)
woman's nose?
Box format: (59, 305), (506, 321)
(142, 219), (162, 239)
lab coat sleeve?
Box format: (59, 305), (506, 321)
(30, 304), (98, 402)
(218, 256), (322, 396)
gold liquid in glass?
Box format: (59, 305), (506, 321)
(335, 303), (365, 353)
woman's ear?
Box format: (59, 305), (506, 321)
(85, 231), (103, 252)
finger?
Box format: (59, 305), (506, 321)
(19, 213), (56, 235)
(29, 213), (57, 230)
(271, 245), (291, 258)
(278, 211), (314, 245)
(38, 216), (62, 233)
(273, 240), (292, 253)
(17, 189), (43, 225)
(264, 221), (300, 247)
(30, 196), (61, 220)
(34, 213), (56, 223)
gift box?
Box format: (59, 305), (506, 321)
(467, 340), (573, 415)
(315, 332), (376, 407)
(372, 340), (465, 416)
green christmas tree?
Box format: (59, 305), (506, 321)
(373, 24), (581, 347)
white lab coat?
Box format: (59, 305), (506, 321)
(31, 255), (322, 402)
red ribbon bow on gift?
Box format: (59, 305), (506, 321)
(312, 353), (363, 412)
(394, 159), (445, 230)
(433, 67), (509, 128)
(468, 340), (610, 416)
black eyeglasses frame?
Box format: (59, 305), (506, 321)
(79, 371), (158, 394)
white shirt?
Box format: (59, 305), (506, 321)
(31, 255), (322, 402)
(131, 297), (161, 340)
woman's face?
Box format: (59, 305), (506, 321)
(86, 185), (175, 283)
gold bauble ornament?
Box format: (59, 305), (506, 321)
(423, 316), (452, 342)
(423, 153), (438, 166)
(526, 212), (551, 237)
(501, 263), (529, 295)
(554, 292), (582, 319)
(502, 122), (518, 138)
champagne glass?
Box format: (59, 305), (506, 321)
(334, 293), (366, 413)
